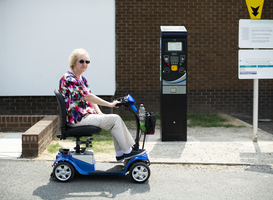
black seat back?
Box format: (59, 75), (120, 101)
(54, 89), (69, 134)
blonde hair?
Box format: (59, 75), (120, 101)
(69, 48), (90, 70)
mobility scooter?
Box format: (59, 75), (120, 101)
(51, 90), (156, 183)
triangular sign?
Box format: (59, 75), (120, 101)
(245, 0), (265, 19)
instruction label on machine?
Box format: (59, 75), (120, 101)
(239, 19), (273, 48)
(238, 50), (273, 79)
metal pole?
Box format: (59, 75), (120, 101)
(253, 78), (258, 142)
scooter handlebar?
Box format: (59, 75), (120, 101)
(115, 102), (126, 107)
(114, 96), (129, 107)
(114, 94), (137, 113)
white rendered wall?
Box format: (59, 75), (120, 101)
(0, 0), (115, 96)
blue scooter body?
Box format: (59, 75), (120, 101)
(52, 94), (152, 182)
(53, 151), (150, 176)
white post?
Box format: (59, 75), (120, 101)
(253, 79), (258, 142)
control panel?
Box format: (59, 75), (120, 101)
(161, 37), (187, 90)
(163, 54), (186, 75)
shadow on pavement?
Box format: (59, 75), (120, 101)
(33, 174), (151, 199)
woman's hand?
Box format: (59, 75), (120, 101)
(93, 104), (103, 114)
(111, 100), (121, 108)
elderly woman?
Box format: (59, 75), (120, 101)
(59, 48), (145, 162)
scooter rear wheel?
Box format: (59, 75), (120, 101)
(129, 162), (150, 183)
(53, 162), (75, 182)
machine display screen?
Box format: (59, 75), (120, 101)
(170, 56), (179, 63)
(167, 42), (182, 51)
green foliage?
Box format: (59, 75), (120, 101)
(187, 113), (237, 127)
(92, 129), (113, 141)
(121, 115), (135, 121)
(48, 143), (63, 153)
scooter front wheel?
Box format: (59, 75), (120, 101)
(129, 162), (150, 183)
(53, 162), (75, 182)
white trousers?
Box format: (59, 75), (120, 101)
(70, 114), (135, 152)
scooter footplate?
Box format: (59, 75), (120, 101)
(88, 163), (125, 175)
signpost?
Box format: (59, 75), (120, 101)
(245, 0), (265, 19)
(238, 48), (273, 142)
(238, 0), (273, 142)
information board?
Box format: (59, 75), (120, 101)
(238, 50), (273, 79)
(239, 19), (273, 48)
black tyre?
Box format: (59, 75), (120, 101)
(53, 162), (75, 182)
(129, 162), (150, 183)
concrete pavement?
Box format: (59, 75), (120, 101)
(141, 127), (273, 165)
(0, 124), (273, 166)
(0, 132), (23, 159)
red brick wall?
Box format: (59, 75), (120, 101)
(0, 115), (60, 157)
(116, 0), (273, 90)
(22, 115), (59, 156)
(0, 96), (58, 115)
(0, 115), (45, 132)
(115, 0), (273, 118)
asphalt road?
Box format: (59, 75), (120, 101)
(0, 160), (273, 200)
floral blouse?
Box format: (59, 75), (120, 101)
(59, 71), (96, 125)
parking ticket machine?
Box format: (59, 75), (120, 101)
(160, 26), (187, 141)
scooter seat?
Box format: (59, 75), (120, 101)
(62, 125), (101, 137)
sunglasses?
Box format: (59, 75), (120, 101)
(79, 60), (90, 64)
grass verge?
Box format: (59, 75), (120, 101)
(187, 113), (242, 127)
(122, 113), (243, 128)
(47, 143), (63, 153)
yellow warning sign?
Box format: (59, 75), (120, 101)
(245, 0), (264, 19)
